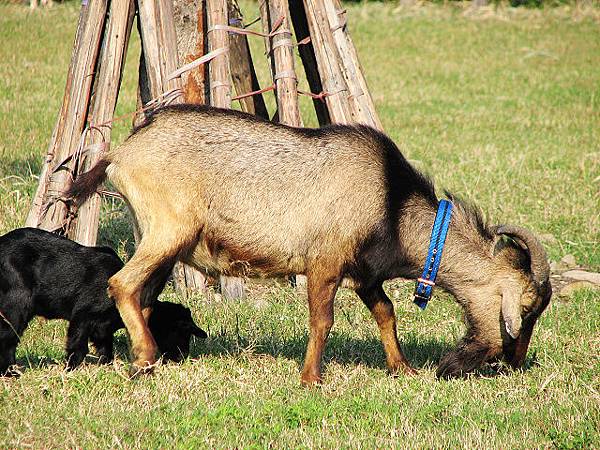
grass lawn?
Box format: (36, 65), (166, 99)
(0, 1), (599, 448)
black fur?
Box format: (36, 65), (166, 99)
(436, 331), (490, 379)
(348, 127), (437, 288)
(0, 228), (206, 376)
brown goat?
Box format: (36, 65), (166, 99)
(68, 105), (552, 383)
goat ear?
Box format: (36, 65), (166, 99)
(501, 282), (522, 339)
(492, 225), (528, 257)
(187, 323), (207, 338)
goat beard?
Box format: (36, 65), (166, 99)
(436, 333), (491, 379)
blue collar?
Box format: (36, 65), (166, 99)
(413, 199), (453, 310)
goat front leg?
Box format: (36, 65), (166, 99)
(65, 319), (90, 370)
(91, 332), (114, 364)
(300, 270), (340, 386)
(356, 285), (416, 376)
(107, 237), (180, 376)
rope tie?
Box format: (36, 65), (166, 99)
(274, 70), (297, 81)
(298, 89), (328, 102)
(295, 36), (311, 46)
(232, 84), (275, 101)
(210, 81), (231, 89)
(271, 34), (294, 51)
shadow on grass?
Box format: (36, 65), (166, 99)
(12, 333), (132, 374)
(97, 205), (136, 259)
(12, 327), (539, 378)
(190, 331), (540, 377)
(191, 331), (455, 371)
(14, 354), (60, 372)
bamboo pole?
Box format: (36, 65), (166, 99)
(207, 0), (231, 107)
(261, 0), (302, 127)
(72, 0), (136, 246)
(258, 0), (276, 121)
(288, 0), (330, 126)
(138, 0), (208, 296)
(173, 261), (207, 298)
(207, 0), (245, 299)
(261, 0), (307, 288)
(322, 0), (382, 130)
(301, 0), (353, 124)
(26, 0), (109, 230)
(228, 0), (269, 118)
(170, 0), (211, 296)
(173, 0), (207, 104)
(137, 0), (182, 96)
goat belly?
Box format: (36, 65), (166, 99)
(186, 228), (307, 278)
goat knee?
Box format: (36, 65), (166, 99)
(107, 276), (130, 305)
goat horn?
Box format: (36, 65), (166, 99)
(496, 225), (550, 286)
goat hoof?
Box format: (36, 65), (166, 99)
(0, 367), (21, 378)
(128, 361), (157, 379)
(389, 361), (418, 377)
(300, 373), (323, 387)
(96, 355), (114, 366)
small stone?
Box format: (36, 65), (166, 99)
(550, 261), (568, 274)
(539, 233), (558, 245)
(562, 270), (600, 285)
(559, 281), (598, 298)
(561, 254), (577, 268)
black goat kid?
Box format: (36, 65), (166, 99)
(0, 228), (206, 375)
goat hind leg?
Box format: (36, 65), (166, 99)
(300, 270), (340, 386)
(108, 238), (183, 375)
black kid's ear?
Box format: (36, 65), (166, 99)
(185, 322), (207, 338)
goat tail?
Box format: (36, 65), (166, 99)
(66, 158), (111, 206)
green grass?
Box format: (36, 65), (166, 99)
(1, 2), (599, 448)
